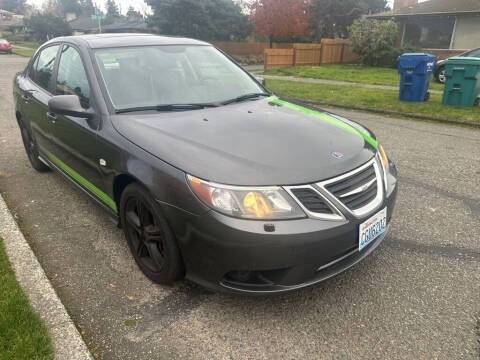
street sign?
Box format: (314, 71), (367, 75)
(91, 14), (105, 20)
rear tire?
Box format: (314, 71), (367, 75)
(19, 121), (50, 172)
(120, 183), (184, 284)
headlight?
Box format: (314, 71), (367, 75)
(378, 144), (389, 190)
(378, 144), (389, 172)
(187, 175), (305, 219)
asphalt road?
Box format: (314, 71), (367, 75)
(1, 54), (479, 360)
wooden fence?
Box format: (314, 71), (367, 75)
(211, 41), (293, 56)
(264, 39), (358, 70)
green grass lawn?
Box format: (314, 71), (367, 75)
(266, 79), (480, 123)
(11, 46), (36, 57)
(12, 41), (41, 50)
(0, 236), (54, 360)
(263, 64), (444, 91)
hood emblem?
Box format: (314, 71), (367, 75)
(331, 152), (344, 159)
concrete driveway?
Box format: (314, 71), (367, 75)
(1, 54), (479, 360)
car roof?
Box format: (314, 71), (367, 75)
(45, 33), (211, 49)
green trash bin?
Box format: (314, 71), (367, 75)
(442, 56), (480, 107)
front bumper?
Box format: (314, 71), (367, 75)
(163, 163), (398, 295)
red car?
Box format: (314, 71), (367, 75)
(0, 39), (12, 54)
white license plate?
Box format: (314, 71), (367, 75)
(359, 207), (387, 251)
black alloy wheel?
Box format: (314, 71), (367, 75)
(120, 183), (184, 284)
(19, 121), (50, 172)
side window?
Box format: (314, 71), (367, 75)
(31, 45), (60, 91)
(467, 49), (480, 58)
(28, 55), (39, 80)
(56, 45), (90, 109)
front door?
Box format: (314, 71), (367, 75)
(47, 44), (109, 210)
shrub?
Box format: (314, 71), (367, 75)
(7, 34), (25, 42)
(1, 31), (13, 39)
(349, 18), (398, 67)
(381, 44), (420, 68)
(25, 13), (72, 42)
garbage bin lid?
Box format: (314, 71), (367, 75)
(398, 52), (438, 68)
(401, 53), (433, 57)
(446, 56), (480, 65)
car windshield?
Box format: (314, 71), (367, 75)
(0, 39), (8, 44)
(94, 45), (266, 111)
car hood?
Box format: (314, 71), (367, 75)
(111, 98), (377, 186)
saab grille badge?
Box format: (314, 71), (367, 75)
(331, 152), (344, 159)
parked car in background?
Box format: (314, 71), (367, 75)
(0, 39), (12, 54)
(13, 34), (397, 295)
(435, 47), (480, 83)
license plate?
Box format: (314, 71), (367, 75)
(359, 207), (387, 251)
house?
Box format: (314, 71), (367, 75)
(0, 9), (25, 32)
(69, 15), (149, 35)
(69, 16), (101, 35)
(369, 0), (480, 58)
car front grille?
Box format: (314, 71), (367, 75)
(284, 158), (383, 220)
(324, 164), (378, 211)
(290, 188), (332, 214)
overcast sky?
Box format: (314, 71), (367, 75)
(26, 0), (151, 14)
(25, 0), (401, 16)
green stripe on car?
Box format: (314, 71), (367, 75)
(39, 146), (118, 212)
(267, 96), (378, 149)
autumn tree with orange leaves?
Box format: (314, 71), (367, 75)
(249, 0), (309, 47)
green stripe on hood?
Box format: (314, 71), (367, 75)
(267, 96), (378, 149)
(39, 146), (118, 212)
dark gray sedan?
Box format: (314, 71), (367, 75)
(13, 34), (397, 294)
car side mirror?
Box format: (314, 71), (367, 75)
(255, 77), (266, 87)
(48, 95), (94, 119)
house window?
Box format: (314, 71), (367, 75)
(403, 15), (455, 49)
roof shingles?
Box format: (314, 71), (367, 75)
(370, 0), (480, 17)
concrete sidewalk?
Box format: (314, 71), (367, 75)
(261, 74), (444, 94)
(0, 193), (94, 360)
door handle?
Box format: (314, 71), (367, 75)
(46, 112), (57, 123)
(21, 89), (36, 102)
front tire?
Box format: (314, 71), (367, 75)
(19, 121), (50, 172)
(120, 183), (184, 284)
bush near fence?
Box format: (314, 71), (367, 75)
(264, 39), (358, 69)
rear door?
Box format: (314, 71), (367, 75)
(20, 44), (61, 155)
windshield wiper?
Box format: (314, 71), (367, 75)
(156, 103), (219, 111)
(116, 103), (219, 114)
(221, 93), (270, 105)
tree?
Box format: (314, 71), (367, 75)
(126, 5), (142, 18)
(59, 0), (82, 15)
(0, 0), (26, 13)
(79, 0), (96, 15)
(26, 13), (72, 41)
(41, 0), (82, 17)
(147, 0), (251, 41)
(249, 0), (309, 47)
(309, 0), (389, 40)
(349, 17), (398, 66)
(106, 0), (120, 18)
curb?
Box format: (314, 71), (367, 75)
(0, 193), (94, 360)
(262, 74), (444, 94)
(287, 97), (480, 128)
